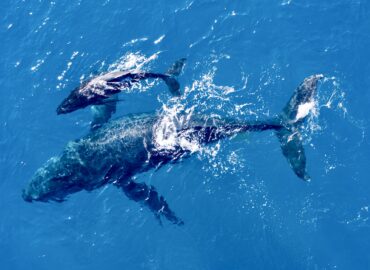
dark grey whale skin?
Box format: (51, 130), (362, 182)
(22, 74), (323, 225)
(56, 58), (186, 115)
(22, 113), (281, 224)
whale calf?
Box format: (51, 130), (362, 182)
(56, 58), (186, 115)
(23, 74), (323, 225)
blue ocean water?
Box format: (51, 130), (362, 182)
(1, 0), (370, 269)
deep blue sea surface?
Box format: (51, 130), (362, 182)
(1, 1), (370, 269)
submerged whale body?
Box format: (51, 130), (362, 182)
(23, 75), (323, 225)
(56, 58), (186, 115)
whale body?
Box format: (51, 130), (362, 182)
(56, 58), (186, 115)
(23, 74), (323, 225)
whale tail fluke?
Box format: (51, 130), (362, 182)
(166, 58), (186, 76)
(163, 76), (181, 96)
(276, 126), (310, 180)
(276, 74), (324, 181)
(163, 58), (186, 96)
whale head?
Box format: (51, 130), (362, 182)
(22, 156), (87, 203)
(56, 78), (119, 115)
(56, 86), (91, 114)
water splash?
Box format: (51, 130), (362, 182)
(281, 0), (292, 6)
(153, 67), (253, 177)
(153, 68), (351, 183)
(108, 51), (160, 73)
(343, 206), (370, 229)
(107, 52), (161, 93)
(299, 75), (348, 143)
(153, 102), (199, 153)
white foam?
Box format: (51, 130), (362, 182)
(109, 51), (160, 72)
(281, 0), (292, 5)
(122, 37), (148, 47)
(153, 103), (200, 153)
(30, 59), (45, 72)
(154, 35), (165, 44)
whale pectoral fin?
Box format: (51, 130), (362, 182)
(90, 96), (119, 130)
(115, 178), (184, 226)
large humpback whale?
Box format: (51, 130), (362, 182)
(23, 74), (323, 225)
(56, 58), (186, 115)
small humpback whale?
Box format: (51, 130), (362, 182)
(23, 75), (323, 225)
(56, 58), (186, 115)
